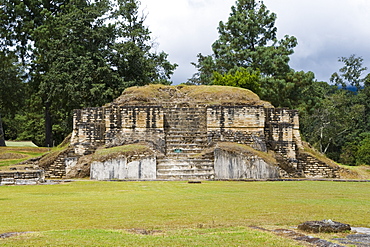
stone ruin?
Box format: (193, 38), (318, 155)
(44, 85), (341, 180)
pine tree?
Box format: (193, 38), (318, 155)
(191, 0), (297, 84)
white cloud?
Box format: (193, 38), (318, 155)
(140, 0), (370, 83)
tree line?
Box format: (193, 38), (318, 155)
(1, 0), (369, 166)
(188, 0), (370, 166)
(0, 0), (177, 147)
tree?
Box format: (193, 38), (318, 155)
(190, 0), (297, 84)
(110, 0), (177, 85)
(356, 132), (370, 165)
(0, 113), (5, 146)
(260, 70), (316, 108)
(1, 0), (177, 146)
(302, 88), (366, 161)
(212, 68), (261, 94)
(0, 50), (25, 142)
(330, 54), (368, 91)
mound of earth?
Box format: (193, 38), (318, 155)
(0, 152), (28, 160)
(110, 84), (273, 107)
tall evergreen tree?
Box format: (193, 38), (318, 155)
(190, 0), (297, 85)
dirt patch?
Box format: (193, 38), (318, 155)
(126, 228), (162, 235)
(0, 232), (32, 239)
(250, 226), (344, 247)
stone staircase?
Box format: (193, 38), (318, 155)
(157, 107), (215, 180)
(298, 152), (339, 178)
(39, 148), (81, 179)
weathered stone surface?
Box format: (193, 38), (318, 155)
(0, 171), (45, 185)
(336, 234), (370, 246)
(90, 157), (156, 180)
(61, 85), (342, 180)
(214, 148), (280, 179)
(298, 220), (351, 233)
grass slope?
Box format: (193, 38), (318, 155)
(113, 84), (273, 107)
(0, 181), (369, 246)
(0, 147), (49, 169)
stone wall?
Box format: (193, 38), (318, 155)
(90, 156), (156, 180)
(68, 103), (338, 180)
(72, 107), (106, 155)
(214, 149), (280, 179)
(207, 106), (267, 151)
(264, 108), (301, 159)
(72, 105), (299, 156)
(0, 170), (45, 185)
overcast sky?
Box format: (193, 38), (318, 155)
(139, 0), (370, 84)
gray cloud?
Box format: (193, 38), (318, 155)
(140, 0), (370, 84)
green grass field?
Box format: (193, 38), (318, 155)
(0, 180), (369, 246)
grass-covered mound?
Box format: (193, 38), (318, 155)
(92, 143), (154, 163)
(112, 84), (273, 107)
(0, 147), (49, 169)
(216, 142), (277, 165)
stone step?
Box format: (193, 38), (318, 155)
(166, 152), (205, 157)
(165, 140), (208, 145)
(166, 128), (207, 132)
(164, 111), (206, 115)
(157, 164), (214, 174)
(157, 158), (213, 163)
(165, 154), (202, 159)
(165, 129), (207, 132)
(164, 108), (205, 111)
(165, 136), (208, 140)
(156, 174), (214, 180)
(157, 168), (214, 175)
(165, 138), (208, 143)
(166, 143), (207, 148)
(166, 147), (205, 152)
(165, 120), (205, 123)
(157, 162), (214, 169)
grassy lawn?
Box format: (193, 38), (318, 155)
(0, 147), (49, 168)
(0, 180), (369, 246)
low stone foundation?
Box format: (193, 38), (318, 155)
(0, 171), (45, 185)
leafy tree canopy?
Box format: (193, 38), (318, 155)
(330, 54), (368, 91)
(212, 68), (261, 94)
(0, 0), (177, 146)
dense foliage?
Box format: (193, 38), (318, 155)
(190, 0), (370, 166)
(0, 0), (369, 166)
(0, 0), (177, 146)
